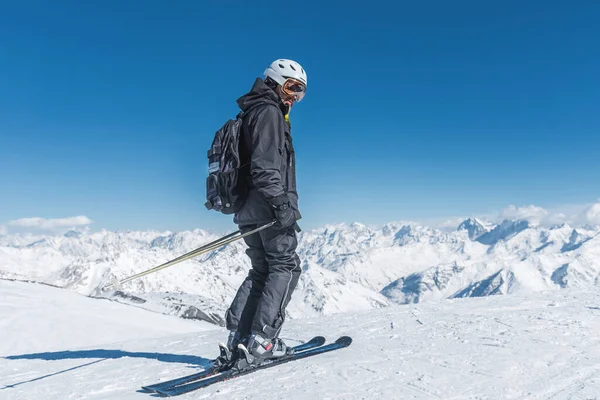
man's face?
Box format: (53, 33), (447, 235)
(279, 89), (296, 109)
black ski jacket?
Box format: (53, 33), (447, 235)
(233, 78), (301, 226)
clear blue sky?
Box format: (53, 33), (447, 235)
(1, 1), (599, 232)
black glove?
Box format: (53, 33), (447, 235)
(269, 194), (297, 230)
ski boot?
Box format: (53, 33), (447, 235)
(236, 333), (295, 367)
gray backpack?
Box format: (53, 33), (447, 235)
(204, 107), (259, 214)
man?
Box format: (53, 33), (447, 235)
(225, 59), (307, 361)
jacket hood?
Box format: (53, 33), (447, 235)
(237, 78), (285, 113)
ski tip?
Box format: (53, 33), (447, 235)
(335, 336), (353, 347)
(309, 336), (326, 346)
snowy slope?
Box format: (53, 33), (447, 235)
(1, 219), (599, 325)
(0, 280), (209, 355)
(3, 280), (600, 399)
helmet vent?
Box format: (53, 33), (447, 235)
(278, 63), (285, 69)
(290, 64), (296, 71)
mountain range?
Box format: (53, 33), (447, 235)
(1, 217), (598, 325)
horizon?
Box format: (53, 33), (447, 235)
(2, 201), (599, 237)
(2, 1), (599, 233)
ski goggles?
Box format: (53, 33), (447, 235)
(281, 78), (306, 102)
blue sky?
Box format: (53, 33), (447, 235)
(1, 1), (599, 233)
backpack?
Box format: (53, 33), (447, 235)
(204, 106), (260, 214)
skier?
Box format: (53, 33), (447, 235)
(224, 59), (307, 362)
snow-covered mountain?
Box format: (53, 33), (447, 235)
(1, 218), (599, 325)
(456, 217), (490, 240)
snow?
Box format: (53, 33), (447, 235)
(0, 280), (207, 355)
(3, 279), (600, 399)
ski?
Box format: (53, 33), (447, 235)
(141, 336), (325, 393)
(154, 336), (352, 397)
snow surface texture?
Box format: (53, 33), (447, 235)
(2, 279), (600, 399)
(1, 218), (599, 324)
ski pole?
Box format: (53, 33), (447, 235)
(101, 221), (276, 291)
(147, 228), (240, 269)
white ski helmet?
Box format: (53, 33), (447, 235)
(264, 59), (307, 87)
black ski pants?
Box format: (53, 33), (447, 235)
(225, 224), (301, 339)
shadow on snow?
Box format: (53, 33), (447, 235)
(2, 349), (212, 389)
